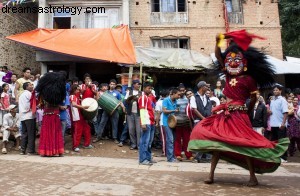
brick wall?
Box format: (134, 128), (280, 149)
(0, 9), (39, 77)
(130, 0), (283, 59)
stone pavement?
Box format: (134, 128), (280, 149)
(0, 155), (300, 195)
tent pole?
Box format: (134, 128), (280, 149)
(128, 65), (133, 87)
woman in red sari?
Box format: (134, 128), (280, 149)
(188, 30), (289, 186)
(36, 72), (66, 157)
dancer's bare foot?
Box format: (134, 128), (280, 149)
(204, 176), (214, 184)
(246, 179), (258, 187)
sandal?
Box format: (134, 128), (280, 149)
(2, 148), (7, 154)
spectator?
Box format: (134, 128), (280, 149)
(287, 97), (300, 157)
(14, 67), (31, 103)
(270, 85), (288, 162)
(19, 82), (36, 155)
(138, 82), (156, 165)
(8, 74), (17, 104)
(1, 105), (20, 154)
(155, 89), (169, 156)
(174, 84), (193, 161)
(122, 80), (142, 149)
(2, 65), (13, 84)
(249, 93), (267, 135)
(190, 81), (212, 162)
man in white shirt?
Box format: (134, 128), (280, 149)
(9, 74), (17, 104)
(19, 82), (36, 155)
(1, 105), (20, 154)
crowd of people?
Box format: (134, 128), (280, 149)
(0, 65), (298, 165)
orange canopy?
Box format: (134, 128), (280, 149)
(6, 26), (136, 64)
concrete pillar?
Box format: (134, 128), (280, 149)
(38, 0), (47, 28)
(40, 62), (47, 75)
(122, 0), (129, 25)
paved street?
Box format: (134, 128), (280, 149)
(0, 155), (300, 195)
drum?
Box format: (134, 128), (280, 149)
(168, 114), (190, 128)
(98, 92), (121, 115)
(81, 98), (98, 120)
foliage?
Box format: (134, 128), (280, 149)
(279, 0), (300, 58)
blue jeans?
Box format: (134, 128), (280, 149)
(93, 109), (103, 136)
(97, 110), (119, 139)
(139, 125), (155, 163)
(163, 126), (175, 162)
(119, 122), (128, 143)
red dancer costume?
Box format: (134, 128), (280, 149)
(188, 30), (289, 186)
(69, 86), (91, 150)
(36, 72), (66, 156)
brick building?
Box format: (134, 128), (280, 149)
(129, 0), (284, 87)
(0, 3), (39, 76)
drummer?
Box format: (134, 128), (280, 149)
(174, 84), (194, 161)
(162, 88), (181, 162)
(80, 73), (97, 100)
(94, 79), (125, 144)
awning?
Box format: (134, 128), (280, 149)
(6, 26), (136, 64)
(136, 47), (213, 70)
(266, 55), (300, 74)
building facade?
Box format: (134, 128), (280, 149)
(0, 3), (39, 76)
(129, 0), (283, 87)
(130, 0), (283, 58)
(37, 0), (130, 82)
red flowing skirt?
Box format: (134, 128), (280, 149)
(188, 102), (289, 174)
(39, 108), (64, 156)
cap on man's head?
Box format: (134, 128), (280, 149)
(132, 80), (141, 85)
(197, 81), (209, 89)
(8, 105), (17, 112)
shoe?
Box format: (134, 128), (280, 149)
(83, 145), (94, 149)
(92, 138), (101, 143)
(150, 159), (157, 163)
(281, 158), (288, 163)
(27, 152), (38, 156)
(169, 159), (179, 163)
(176, 156), (183, 161)
(2, 148), (7, 154)
(20, 151), (26, 155)
(139, 160), (153, 165)
(114, 139), (119, 144)
(74, 147), (80, 152)
(118, 142), (123, 147)
(130, 146), (136, 150)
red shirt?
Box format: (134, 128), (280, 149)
(138, 94), (155, 125)
(80, 84), (96, 100)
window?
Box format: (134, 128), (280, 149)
(53, 10), (71, 29)
(225, 0), (243, 24)
(151, 0), (186, 12)
(225, 0), (241, 12)
(151, 38), (189, 49)
(85, 8), (120, 28)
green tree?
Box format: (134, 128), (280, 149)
(279, 0), (300, 58)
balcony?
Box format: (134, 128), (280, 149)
(227, 12), (244, 24)
(150, 12), (188, 25)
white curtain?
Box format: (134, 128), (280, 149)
(161, 0), (176, 12)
